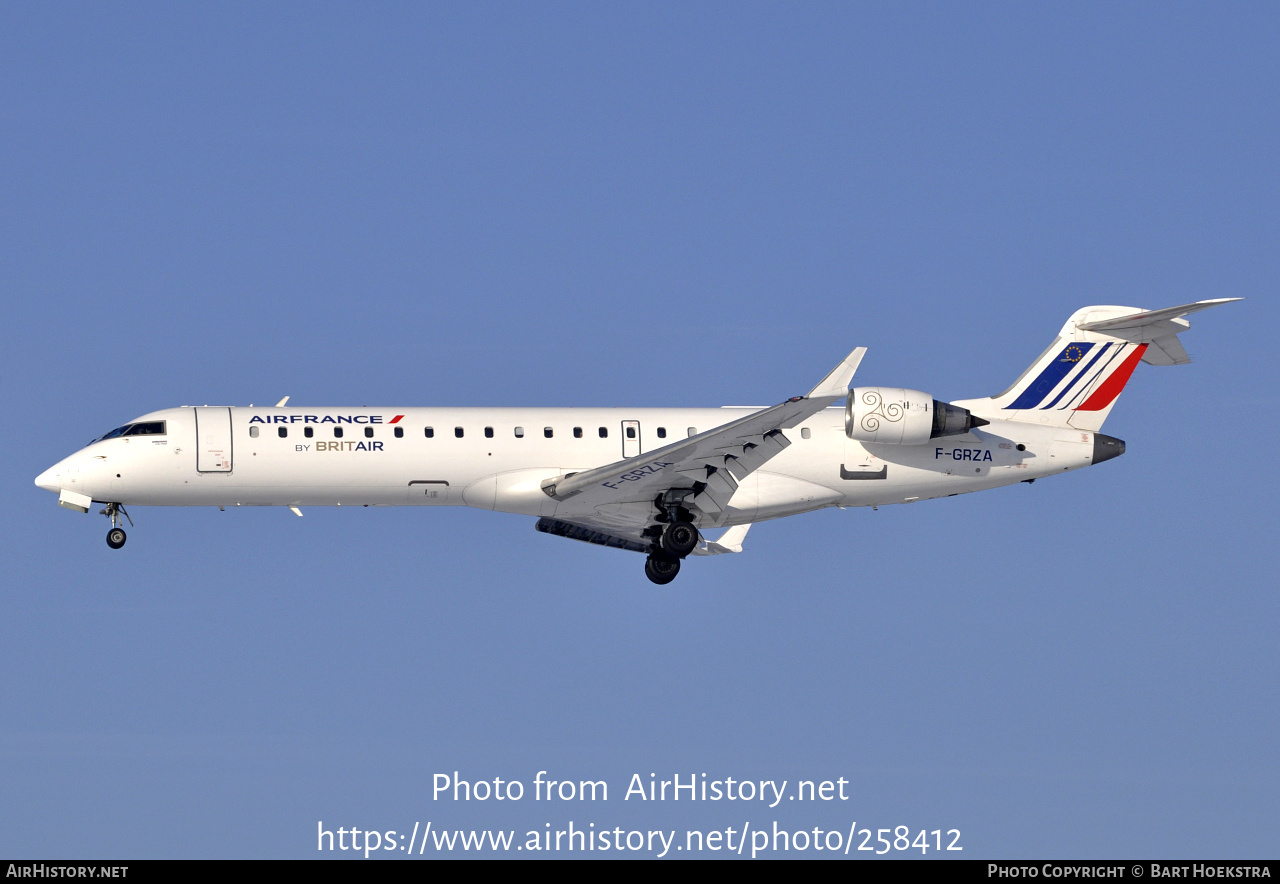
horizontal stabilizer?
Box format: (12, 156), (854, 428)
(1075, 298), (1241, 332)
(1076, 298), (1241, 366)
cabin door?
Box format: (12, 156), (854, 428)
(194, 407), (233, 472)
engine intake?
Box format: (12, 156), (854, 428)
(845, 387), (988, 445)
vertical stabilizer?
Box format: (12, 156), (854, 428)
(952, 299), (1239, 432)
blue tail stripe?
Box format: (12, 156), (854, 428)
(1006, 343), (1095, 410)
(1061, 343), (1127, 411)
(1041, 343), (1111, 409)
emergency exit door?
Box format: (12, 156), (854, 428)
(621, 420), (641, 458)
(195, 407), (233, 472)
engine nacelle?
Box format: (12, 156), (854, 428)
(845, 387), (987, 445)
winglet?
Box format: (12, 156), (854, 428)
(275, 396), (290, 407)
(692, 523), (752, 556)
(807, 347), (866, 400)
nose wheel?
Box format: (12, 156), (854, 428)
(99, 502), (133, 550)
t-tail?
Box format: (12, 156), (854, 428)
(952, 298), (1240, 433)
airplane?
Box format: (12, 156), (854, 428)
(34, 299), (1238, 584)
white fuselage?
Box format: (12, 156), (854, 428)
(36, 405), (1098, 527)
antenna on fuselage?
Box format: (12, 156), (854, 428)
(275, 396), (290, 407)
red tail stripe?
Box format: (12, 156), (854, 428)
(1076, 344), (1148, 411)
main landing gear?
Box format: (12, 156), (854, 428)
(642, 492), (702, 585)
(643, 520), (699, 584)
(100, 502), (132, 550)
(645, 551), (680, 585)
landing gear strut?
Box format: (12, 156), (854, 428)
(100, 502), (132, 550)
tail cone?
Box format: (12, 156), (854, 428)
(1093, 433), (1126, 464)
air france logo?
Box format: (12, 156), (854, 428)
(249, 414), (405, 425)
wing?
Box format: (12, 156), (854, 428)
(535, 347), (865, 552)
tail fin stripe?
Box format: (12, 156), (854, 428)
(1005, 342), (1096, 409)
(1058, 343), (1128, 410)
(1077, 344), (1148, 411)
(955, 300), (1235, 433)
(1041, 343), (1112, 409)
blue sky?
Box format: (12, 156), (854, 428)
(3, 3), (1277, 858)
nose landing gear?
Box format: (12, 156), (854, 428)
(100, 502), (132, 550)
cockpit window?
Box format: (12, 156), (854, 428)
(94, 421), (166, 443)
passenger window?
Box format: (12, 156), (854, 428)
(657, 427), (667, 439)
(485, 427), (494, 438)
(801, 427), (811, 439)
(304, 427), (313, 438)
(455, 427), (464, 438)
(626, 426), (636, 439)
(334, 427), (344, 438)
(514, 427), (525, 438)
(573, 427), (583, 438)
(598, 427), (608, 438)
(394, 427), (403, 438)
(544, 427), (553, 438)
(364, 427), (374, 438)
(249, 426), (259, 438)
(687, 427), (697, 437)
(278, 427), (288, 438)
(425, 427), (434, 438)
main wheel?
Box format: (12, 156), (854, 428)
(661, 520), (700, 558)
(644, 553), (680, 585)
(106, 528), (127, 549)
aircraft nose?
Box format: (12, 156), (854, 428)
(35, 465), (60, 492)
